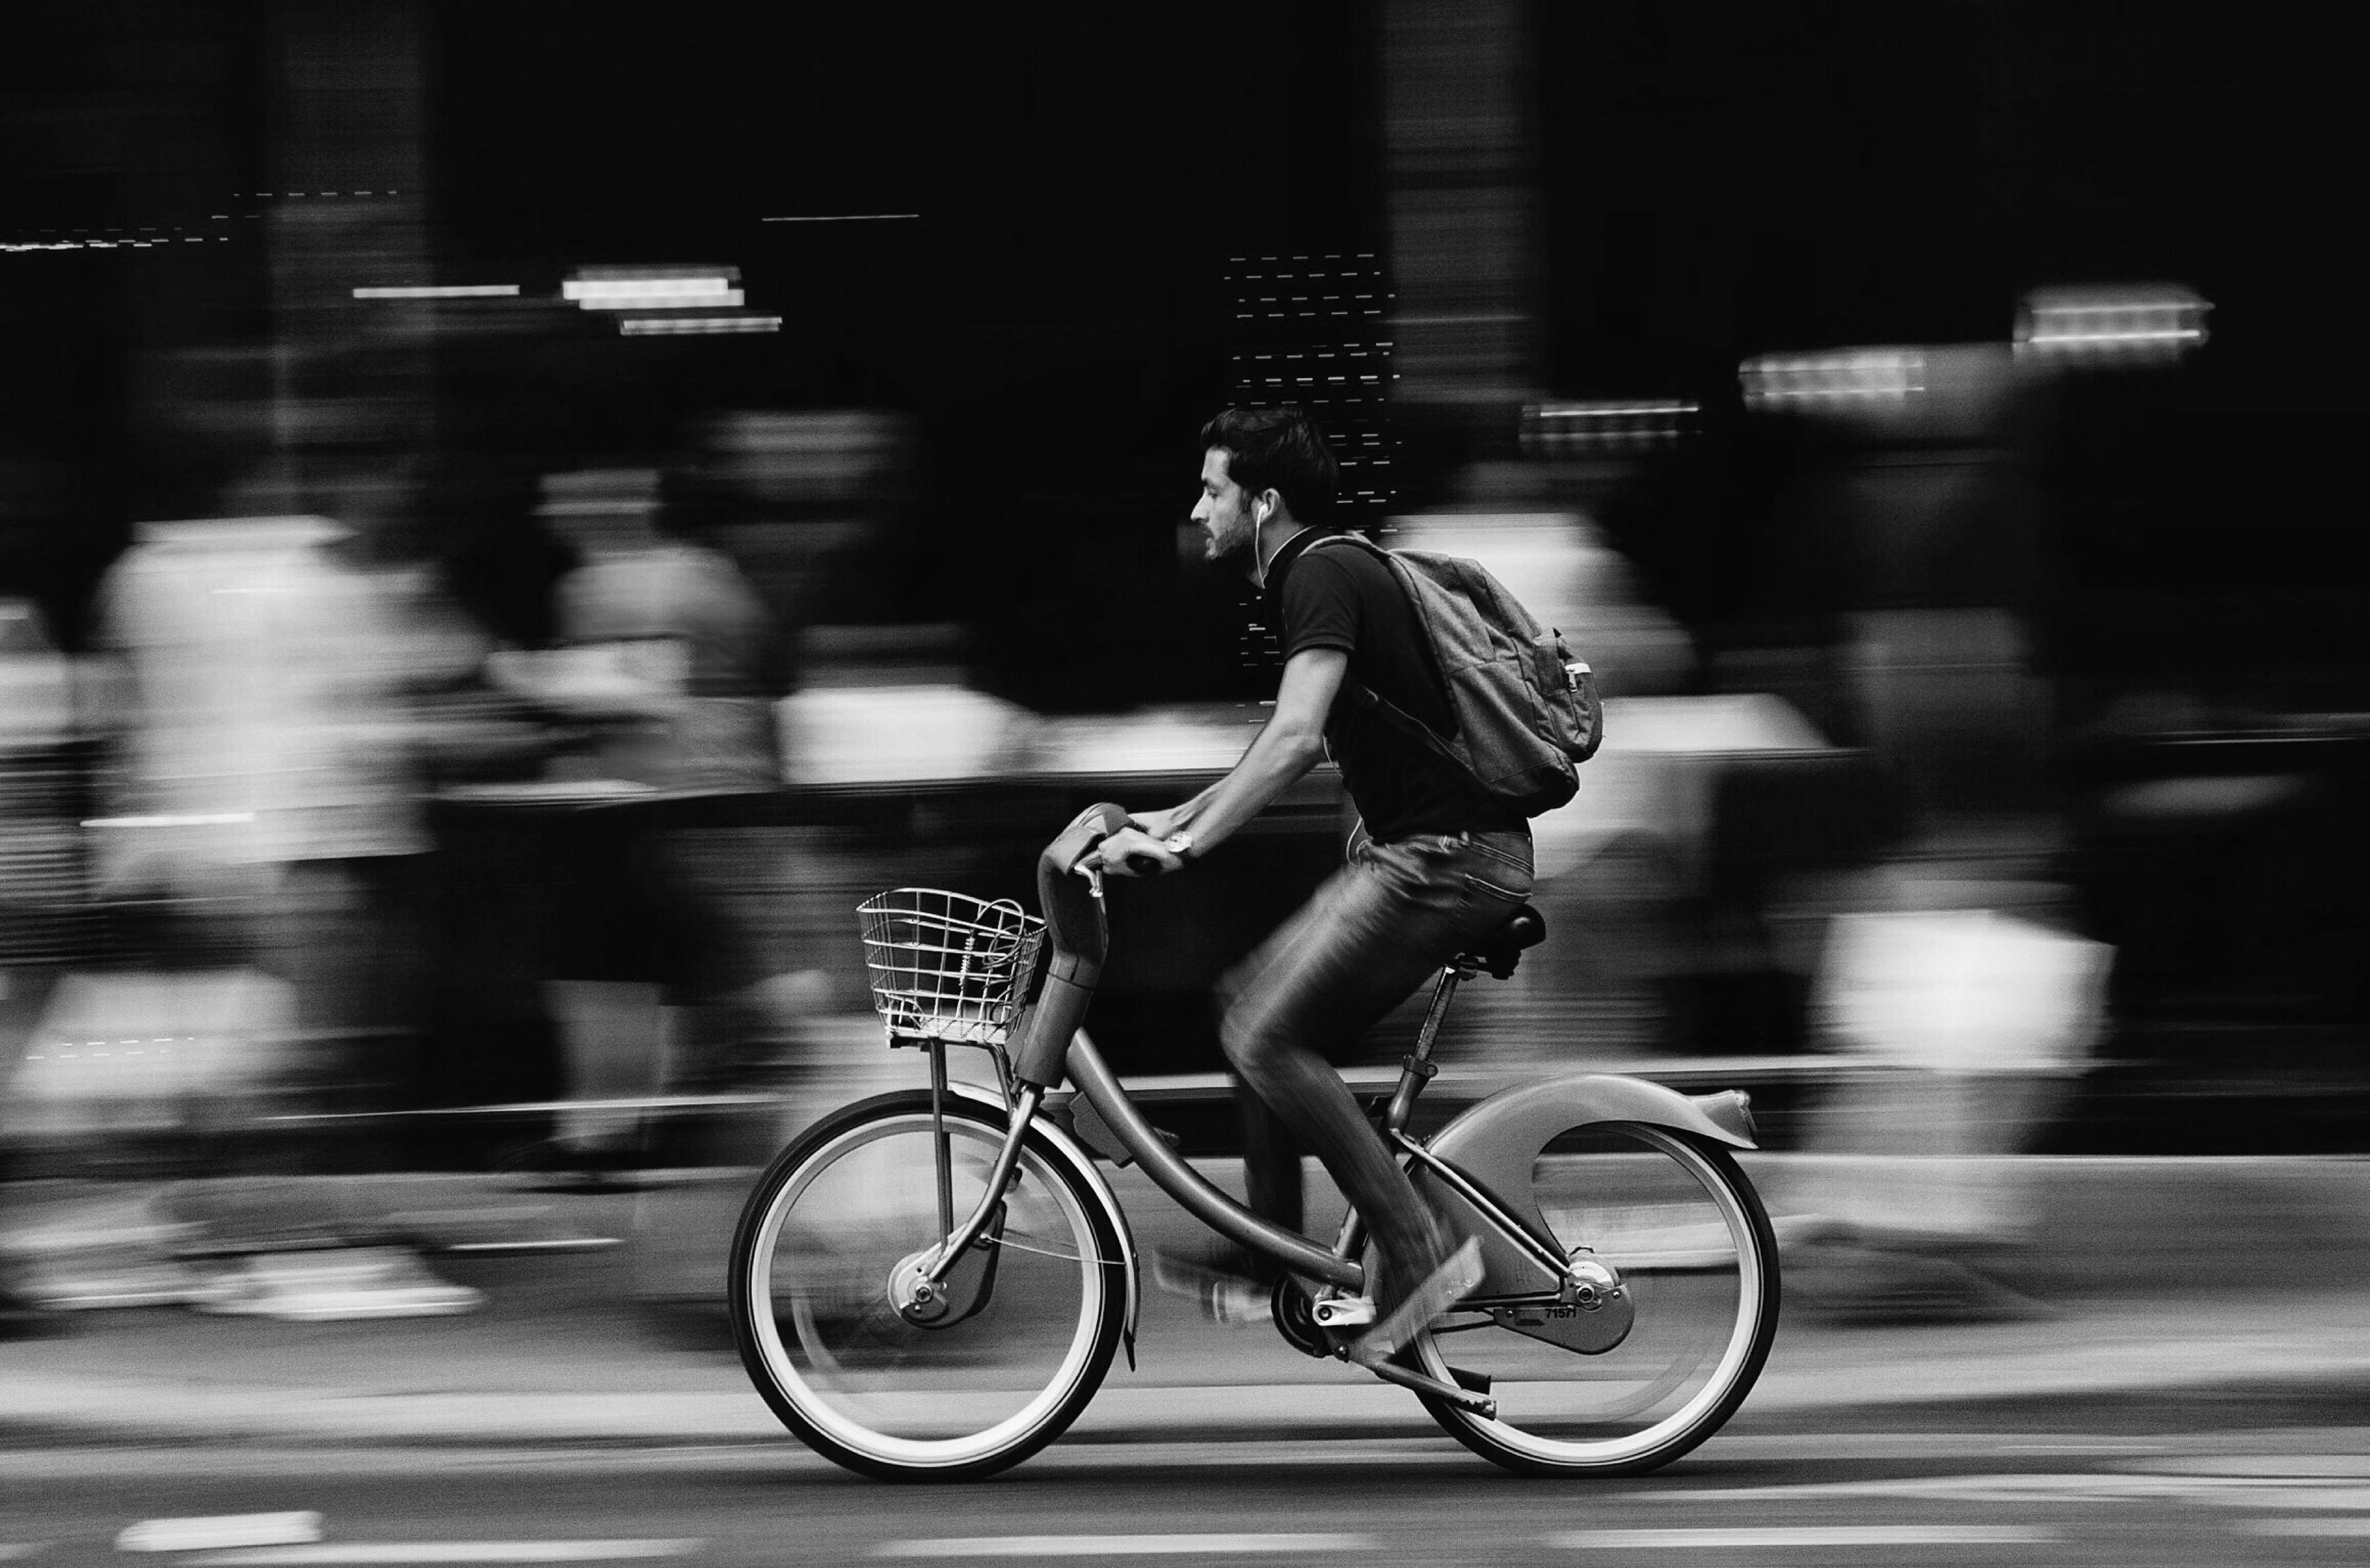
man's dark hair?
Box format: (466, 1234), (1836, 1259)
(1200, 406), (1339, 525)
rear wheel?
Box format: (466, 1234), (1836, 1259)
(729, 1092), (1127, 1480)
(1413, 1124), (1777, 1476)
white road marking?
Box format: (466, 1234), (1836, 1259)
(1549, 1526), (2058, 1550)
(1715, 1434), (2169, 1460)
(5, 1548), (47, 1561)
(1663, 1470), (2370, 1513)
(1033, 1435), (2178, 1471)
(185, 1546), (701, 1565)
(1033, 1440), (1467, 1470)
(118, 1515), (325, 1553)
(2242, 1518), (2370, 1537)
(1661, 1472), (2308, 1503)
(871, 1536), (1374, 1558)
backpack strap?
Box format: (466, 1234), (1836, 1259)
(1347, 671), (1471, 773)
(1298, 533), (1475, 780)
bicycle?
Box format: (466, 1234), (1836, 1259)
(729, 802), (1779, 1480)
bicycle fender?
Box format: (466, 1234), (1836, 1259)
(1422, 1074), (1757, 1299)
(948, 1082), (1143, 1370)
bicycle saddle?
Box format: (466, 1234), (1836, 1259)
(1460, 903), (1546, 979)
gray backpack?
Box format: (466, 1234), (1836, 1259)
(1304, 532), (1603, 817)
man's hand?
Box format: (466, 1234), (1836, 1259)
(1093, 824), (1185, 878)
(1127, 806), (1185, 841)
(1086, 645), (1342, 879)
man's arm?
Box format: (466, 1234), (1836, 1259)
(1100, 646), (1348, 876)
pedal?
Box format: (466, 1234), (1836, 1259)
(1309, 1295), (1376, 1329)
(1446, 1365), (1492, 1396)
(1360, 1356), (1498, 1418)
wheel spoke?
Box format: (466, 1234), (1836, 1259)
(991, 1234), (1125, 1267)
(731, 1095), (1125, 1478)
(1413, 1125), (1776, 1476)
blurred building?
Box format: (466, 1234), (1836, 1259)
(4, 0), (2365, 1157)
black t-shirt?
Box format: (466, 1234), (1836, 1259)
(1265, 528), (1516, 841)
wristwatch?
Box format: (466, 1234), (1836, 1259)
(1162, 830), (1196, 861)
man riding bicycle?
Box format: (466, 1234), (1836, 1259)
(1097, 407), (1537, 1366)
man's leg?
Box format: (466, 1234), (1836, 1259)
(1216, 861), (1364, 1262)
(1235, 1091), (1303, 1248)
(1220, 833), (1533, 1327)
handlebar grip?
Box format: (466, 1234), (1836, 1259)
(1015, 802), (1133, 1088)
(1044, 801), (1131, 877)
(1034, 802), (1131, 964)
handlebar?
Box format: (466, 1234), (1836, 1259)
(1011, 802), (1131, 1086)
(1040, 797), (1129, 888)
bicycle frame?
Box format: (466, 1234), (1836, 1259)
(914, 802), (1563, 1307)
(1061, 959), (1556, 1296)
(748, 801), (1777, 1476)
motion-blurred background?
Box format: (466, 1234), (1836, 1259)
(3, 1), (2363, 1330)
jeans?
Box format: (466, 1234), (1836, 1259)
(1218, 826), (1535, 1293)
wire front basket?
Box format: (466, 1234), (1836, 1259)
(857, 888), (1045, 1047)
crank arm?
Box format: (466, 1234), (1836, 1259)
(1360, 1355), (1498, 1419)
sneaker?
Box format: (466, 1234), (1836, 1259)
(1202, 1274), (1272, 1326)
(4, 1191), (210, 1309)
(17, 1253), (214, 1311)
(1150, 1250), (1273, 1328)
(192, 1247), (485, 1321)
(1348, 1236), (1482, 1368)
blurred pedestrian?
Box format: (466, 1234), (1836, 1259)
(1, 592), (86, 1332)
(65, 460), (484, 1321)
(1779, 859), (2113, 1319)
(495, 464), (780, 791)
(485, 463), (783, 1173)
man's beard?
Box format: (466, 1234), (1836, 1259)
(1204, 513), (1252, 565)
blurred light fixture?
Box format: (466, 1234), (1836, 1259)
(564, 264), (775, 335)
(1740, 349), (1925, 410)
(352, 284), (520, 300)
(618, 315), (782, 336)
(567, 281), (742, 309)
(1523, 399), (1697, 455)
(2016, 284), (2210, 362)
(82, 812), (257, 829)
(562, 266), (742, 310)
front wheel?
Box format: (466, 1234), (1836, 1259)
(729, 1091), (1128, 1480)
(1413, 1124), (1778, 1476)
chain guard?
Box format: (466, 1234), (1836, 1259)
(1270, 1277), (1331, 1359)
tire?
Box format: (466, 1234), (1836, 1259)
(729, 1091), (1127, 1480)
(1412, 1124), (1779, 1476)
